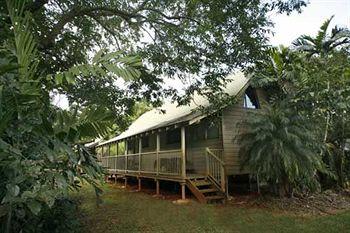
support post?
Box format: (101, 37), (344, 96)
(156, 133), (160, 176)
(138, 138), (142, 174)
(124, 140), (128, 173)
(226, 177), (229, 198)
(138, 178), (141, 191)
(106, 144), (109, 169)
(124, 177), (127, 188)
(181, 183), (186, 200)
(115, 143), (117, 171)
(181, 126), (186, 179)
(156, 180), (160, 195)
(205, 148), (209, 176)
(221, 166), (225, 192)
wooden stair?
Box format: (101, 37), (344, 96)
(186, 176), (225, 204)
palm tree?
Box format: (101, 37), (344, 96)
(293, 16), (350, 151)
(292, 16), (350, 57)
(239, 103), (324, 197)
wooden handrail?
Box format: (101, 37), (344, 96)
(139, 151), (157, 155)
(102, 149), (182, 177)
(205, 147), (226, 193)
(206, 148), (225, 166)
(158, 149), (182, 153)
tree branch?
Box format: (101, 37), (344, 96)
(25, 0), (48, 13)
(87, 15), (122, 50)
(42, 5), (195, 48)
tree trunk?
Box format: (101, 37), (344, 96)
(323, 81), (331, 144)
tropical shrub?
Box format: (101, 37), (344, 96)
(250, 17), (350, 190)
(0, 1), (142, 232)
(239, 104), (326, 197)
(10, 198), (81, 233)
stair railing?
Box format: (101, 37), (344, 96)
(205, 148), (226, 193)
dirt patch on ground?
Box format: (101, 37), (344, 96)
(227, 190), (350, 216)
(108, 179), (182, 201)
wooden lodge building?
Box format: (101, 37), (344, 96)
(94, 72), (264, 203)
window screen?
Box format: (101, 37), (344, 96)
(118, 141), (125, 155)
(109, 143), (117, 156)
(193, 124), (206, 141)
(142, 136), (149, 148)
(166, 129), (181, 144)
(102, 145), (109, 157)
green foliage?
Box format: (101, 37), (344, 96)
(11, 198), (81, 233)
(0, 1), (143, 232)
(250, 17), (350, 192)
(52, 50), (142, 85)
(239, 104), (325, 196)
(0, 0), (307, 115)
(252, 46), (302, 99)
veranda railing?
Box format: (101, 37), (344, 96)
(101, 149), (182, 176)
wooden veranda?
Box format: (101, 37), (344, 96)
(98, 126), (227, 203)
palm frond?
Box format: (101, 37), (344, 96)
(6, 0), (38, 81)
(239, 103), (325, 194)
(315, 15), (334, 45)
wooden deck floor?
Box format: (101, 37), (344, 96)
(107, 169), (206, 183)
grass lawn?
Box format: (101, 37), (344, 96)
(76, 184), (350, 233)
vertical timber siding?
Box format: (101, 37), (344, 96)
(221, 89), (266, 175)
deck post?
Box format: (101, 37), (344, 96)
(106, 144), (109, 169)
(181, 183), (186, 200)
(221, 166), (225, 193)
(156, 179), (160, 195)
(138, 177), (141, 191)
(138, 138), (142, 174)
(115, 143), (117, 172)
(205, 148), (209, 176)
(156, 133), (160, 176)
(124, 139), (128, 173)
(181, 126), (186, 179)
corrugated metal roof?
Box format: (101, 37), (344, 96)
(98, 71), (249, 146)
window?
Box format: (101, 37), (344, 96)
(142, 136), (149, 148)
(166, 129), (181, 144)
(207, 122), (220, 139)
(243, 86), (260, 109)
